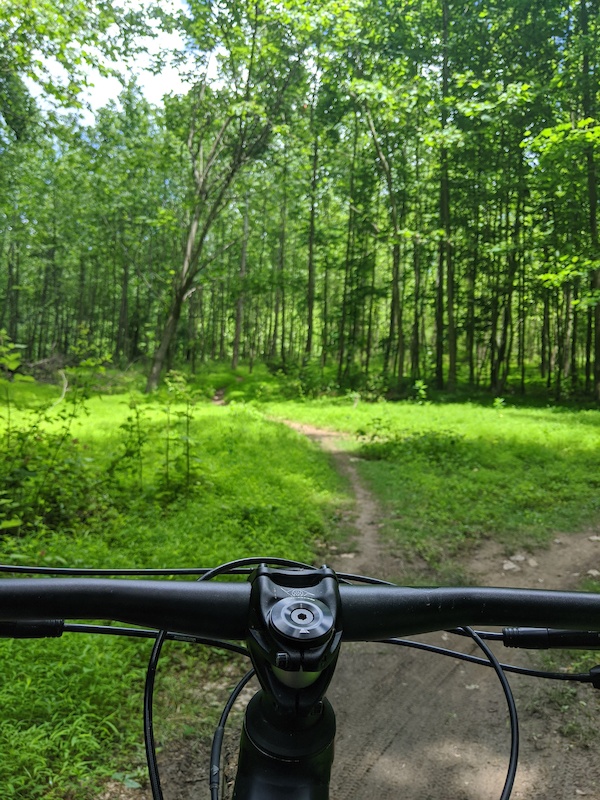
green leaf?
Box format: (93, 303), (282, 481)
(0, 518), (23, 530)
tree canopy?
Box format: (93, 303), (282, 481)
(2, 0), (600, 400)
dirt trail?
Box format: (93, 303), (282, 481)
(280, 421), (391, 576)
(146, 419), (600, 800)
(284, 422), (600, 800)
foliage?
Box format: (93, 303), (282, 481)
(358, 428), (467, 467)
(0, 383), (346, 797)
(0, 329), (22, 376)
(2, 0), (600, 400)
(0, 0), (152, 127)
(0, 636), (148, 798)
(0, 345), (116, 535)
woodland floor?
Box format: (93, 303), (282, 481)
(107, 421), (600, 800)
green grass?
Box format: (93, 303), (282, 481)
(263, 396), (600, 569)
(2, 369), (600, 796)
(0, 382), (347, 798)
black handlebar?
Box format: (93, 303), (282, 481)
(1, 578), (599, 640)
(340, 585), (600, 639)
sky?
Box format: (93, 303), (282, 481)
(80, 0), (193, 120)
(83, 29), (191, 114)
(26, 0), (194, 124)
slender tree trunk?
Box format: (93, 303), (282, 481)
(571, 278), (579, 391)
(305, 131), (319, 361)
(365, 242), (377, 377)
(435, 240), (445, 390)
(466, 163), (481, 387)
(562, 284), (573, 381)
(436, 0), (452, 390)
(232, 194), (250, 369)
(362, 104), (402, 386)
(6, 240), (20, 344)
(391, 242), (404, 386)
(541, 262), (550, 381)
(209, 281), (217, 360)
(587, 137), (600, 399)
(489, 255), (499, 390)
(116, 258), (129, 361)
(410, 108), (422, 382)
(338, 202), (355, 384)
(146, 208), (202, 391)
(466, 255), (477, 387)
(411, 235), (421, 381)
(518, 248), (527, 395)
(219, 278), (227, 360)
(337, 116), (359, 384)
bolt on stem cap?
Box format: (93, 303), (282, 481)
(269, 598), (334, 643)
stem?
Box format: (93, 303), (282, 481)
(186, 399), (191, 489)
(165, 406), (170, 490)
(136, 405), (144, 491)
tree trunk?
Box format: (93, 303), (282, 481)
(391, 241), (404, 387)
(305, 131), (319, 360)
(541, 288), (550, 380)
(145, 207), (201, 391)
(435, 237), (445, 390)
(436, 0), (452, 391)
(362, 104), (402, 386)
(337, 116), (359, 384)
(232, 194), (250, 369)
(364, 241), (377, 377)
(337, 202), (354, 384)
(116, 257), (129, 361)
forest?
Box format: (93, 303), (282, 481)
(3, 3), (600, 795)
(2, 0), (600, 401)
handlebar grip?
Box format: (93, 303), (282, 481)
(0, 620), (64, 638)
(0, 579), (251, 639)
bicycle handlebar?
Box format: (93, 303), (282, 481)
(1, 578), (599, 639)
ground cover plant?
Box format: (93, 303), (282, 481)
(262, 395), (600, 573)
(0, 377), (347, 798)
(2, 365), (600, 796)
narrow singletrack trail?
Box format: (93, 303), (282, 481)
(279, 420), (392, 576)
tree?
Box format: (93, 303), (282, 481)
(144, 0), (312, 391)
(0, 0), (151, 135)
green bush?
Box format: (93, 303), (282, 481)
(358, 428), (468, 467)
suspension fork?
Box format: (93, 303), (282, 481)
(233, 565), (343, 800)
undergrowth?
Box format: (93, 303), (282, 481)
(3, 362), (600, 795)
(0, 377), (345, 798)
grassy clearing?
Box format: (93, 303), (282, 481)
(2, 366), (600, 795)
(0, 381), (347, 798)
(263, 396), (600, 571)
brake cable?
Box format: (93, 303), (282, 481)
(461, 626), (519, 800)
(209, 669), (255, 800)
(381, 636), (596, 684)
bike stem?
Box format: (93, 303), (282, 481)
(233, 566), (342, 800)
